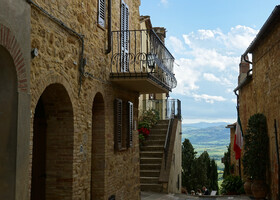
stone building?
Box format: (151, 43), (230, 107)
(0, 0), (177, 199)
(225, 123), (240, 176)
(138, 16), (182, 194)
(234, 5), (280, 199)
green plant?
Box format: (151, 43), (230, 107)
(138, 109), (159, 147)
(221, 175), (244, 194)
(139, 133), (145, 147)
(242, 113), (269, 180)
(139, 109), (160, 128)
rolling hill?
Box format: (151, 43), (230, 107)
(181, 122), (230, 170)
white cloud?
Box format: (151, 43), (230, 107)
(203, 73), (220, 82)
(192, 94), (226, 104)
(167, 25), (258, 99)
(160, 0), (168, 5)
(168, 36), (185, 54)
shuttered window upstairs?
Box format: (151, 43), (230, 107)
(120, 0), (129, 72)
(114, 98), (122, 151)
(98, 0), (105, 27)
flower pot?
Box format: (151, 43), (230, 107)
(251, 180), (267, 199)
(244, 179), (252, 195)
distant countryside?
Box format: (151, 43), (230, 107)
(181, 122), (229, 185)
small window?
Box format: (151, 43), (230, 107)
(98, 0), (105, 27)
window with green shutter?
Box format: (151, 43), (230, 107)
(114, 98), (122, 151)
(98, 0), (105, 27)
(114, 99), (133, 151)
(120, 0), (129, 72)
(127, 101), (133, 148)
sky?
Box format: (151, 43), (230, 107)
(140, 0), (279, 124)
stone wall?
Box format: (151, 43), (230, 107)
(238, 19), (280, 200)
(29, 0), (141, 199)
(168, 120), (182, 193)
(0, 0), (30, 199)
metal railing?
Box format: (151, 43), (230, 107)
(110, 29), (177, 90)
(142, 99), (181, 120)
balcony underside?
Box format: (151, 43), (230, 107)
(110, 72), (169, 93)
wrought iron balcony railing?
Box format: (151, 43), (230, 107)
(110, 29), (177, 91)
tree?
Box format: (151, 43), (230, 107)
(182, 139), (196, 190)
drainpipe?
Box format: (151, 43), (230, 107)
(26, 0), (86, 96)
(105, 0), (112, 54)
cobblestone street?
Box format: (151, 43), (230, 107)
(141, 192), (251, 200)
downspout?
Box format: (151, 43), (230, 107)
(26, 0), (86, 96)
(105, 0), (112, 54)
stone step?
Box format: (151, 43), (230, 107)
(140, 163), (161, 170)
(148, 135), (166, 141)
(157, 120), (169, 125)
(143, 140), (165, 146)
(140, 157), (162, 164)
(140, 151), (163, 158)
(141, 146), (164, 151)
(140, 170), (160, 177)
(140, 177), (159, 184)
(150, 129), (167, 135)
(141, 183), (162, 192)
(152, 124), (169, 129)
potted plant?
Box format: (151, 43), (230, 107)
(242, 113), (269, 199)
(221, 175), (244, 195)
(138, 109), (160, 149)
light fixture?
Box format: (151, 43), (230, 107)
(147, 52), (155, 71)
(31, 48), (38, 58)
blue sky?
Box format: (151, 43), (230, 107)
(140, 0), (278, 124)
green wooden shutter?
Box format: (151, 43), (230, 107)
(98, 0), (105, 27)
(114, 98), (122, 150)
(120, 0), (129, 72)
(127, 101), (133, 148)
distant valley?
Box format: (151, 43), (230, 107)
(181, 122), (230, 170)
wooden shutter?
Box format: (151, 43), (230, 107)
(114, 98), (122, 150)
(98, 0), (105, 27)
(120, 0), (129, 72)
(127, 101), (133, 148)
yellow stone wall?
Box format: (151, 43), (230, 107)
(239, 20), (280, 200)
(30, 0), (141, 199)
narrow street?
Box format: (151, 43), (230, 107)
(141, 192), (251, 200)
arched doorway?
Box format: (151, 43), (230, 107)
(31, 83), (74, 200)
(0, 46), (18, 199)
(91, 93), (105, 200)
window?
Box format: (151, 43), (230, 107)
(98, 0), (105, 27)
(120, 0), (129, 72)
(114, 99), (133, 151)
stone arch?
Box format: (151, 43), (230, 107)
(0, 44), (18, 199)
(0, 24), (28, 92)
(91, 92), (105, 200)
(31, 83), (74, 200)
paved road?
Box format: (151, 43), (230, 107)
(141, 192), (252, 200)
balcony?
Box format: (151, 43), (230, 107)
(141, 99), (181, 120)
(110, 29), (177, 93)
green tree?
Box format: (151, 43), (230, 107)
(223, 145), (231, 178)
(209, 159), (219, 192)
(182, 139), (196, 190)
